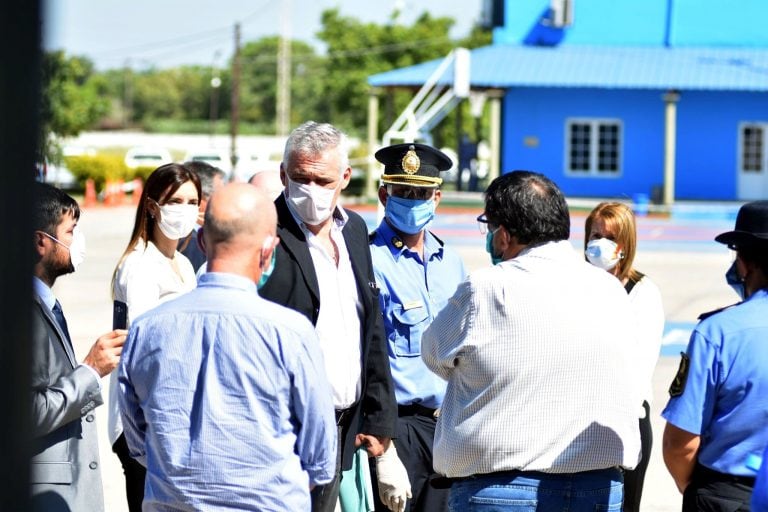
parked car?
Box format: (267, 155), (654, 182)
(124, 146), (173, 169)
(182, 149), (232, 177)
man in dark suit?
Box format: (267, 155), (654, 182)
(259, 121), (397, 512)
(30, 183), (127, 511)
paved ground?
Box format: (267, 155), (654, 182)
(53, 202), (737, 511)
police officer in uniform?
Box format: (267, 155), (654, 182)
(662, 200), (768, 511)
(369, 143), (467, 512)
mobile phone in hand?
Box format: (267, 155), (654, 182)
(113, 300), (128, 330)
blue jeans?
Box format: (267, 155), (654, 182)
(449, 467), (623, 512)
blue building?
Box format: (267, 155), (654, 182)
(369, 0), (768, 201)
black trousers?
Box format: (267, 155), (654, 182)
(112, 433), (146, 512)
(623, 401), (652, 512)
(371, 412), (449, 512)
(311, 409), (355, 512)
(683, 463), (755, 512)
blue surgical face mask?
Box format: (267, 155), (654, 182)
(258, 246), (276, 290)
(725, 261), (746, 300)
(485, 228), (504, 265)
(385, 196), (435, 235)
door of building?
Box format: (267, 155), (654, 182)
(738, 123), (768, 200)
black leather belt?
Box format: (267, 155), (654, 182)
(398, 403), (437, 418)
(335, 407), (354, 426)
(693, 463), (756, 487)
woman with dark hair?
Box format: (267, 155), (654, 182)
(108, 163), (201, 511)
(584, 201), (664, 512)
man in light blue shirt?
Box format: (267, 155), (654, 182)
(663, 200), (768, 511)
(369, 143), (466, 512)
(119, 183), (337, 511)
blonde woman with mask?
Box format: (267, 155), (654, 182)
(109, 163), (201, 512)
(585, 202), (664, 512)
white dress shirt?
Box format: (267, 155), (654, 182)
(422, 240), (642, 478)
(298, 209), (363, 409)
(107, 240), (196, 446)
(628, 275), (664, 407)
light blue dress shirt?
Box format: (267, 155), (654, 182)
(119, 272), (337, 511)
(369, 220), (466, 408)
(754, 443), (768, 511)
(662, 289), (768, 476)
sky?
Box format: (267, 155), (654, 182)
(44, 0), (484, 70)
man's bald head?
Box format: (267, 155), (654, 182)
(248, 170), (283, 200)
(204, 183), (277, 280)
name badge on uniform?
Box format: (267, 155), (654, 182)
(403, 300), (424, 311)
(669, 352), (690, 398)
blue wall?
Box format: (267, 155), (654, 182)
(501, 88), (768, 200)
(675, 91), (768, 200)
(494, 0), (768, 48)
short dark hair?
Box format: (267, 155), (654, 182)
(484, 171), (570, 245)
(183, 161), (226, 199)
(737, 243), (768, 278)
(32, 182), (80, 235)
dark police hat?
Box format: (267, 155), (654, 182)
(375, 142), (453, 188)
(715, 200), (768, 248)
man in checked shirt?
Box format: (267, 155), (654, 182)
(422, 171), (642, 512)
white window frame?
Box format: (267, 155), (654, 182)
(564, 118), (623, 177)
(738, 122), (766, 173)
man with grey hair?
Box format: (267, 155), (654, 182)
(179, 160), (227, 270)
(260, 121), (397, 512)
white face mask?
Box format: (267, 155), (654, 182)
(43, 226), (87, 271)
(156, 203), (199, 240)
(286, 178), (338, 225)
(586, 238), (623, 271)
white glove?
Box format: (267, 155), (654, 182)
(375, 441), (412, 512)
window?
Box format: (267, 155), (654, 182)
(566, 120), (622, 176)
(741, 124), (764, 173)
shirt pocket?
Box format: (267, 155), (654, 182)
(391, 304), (429, 357)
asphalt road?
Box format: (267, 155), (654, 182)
(52, 202), (736, 512)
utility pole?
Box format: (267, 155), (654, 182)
(209, 50), (222, 140)
(276, 0), (292, 136)
(230, 23), (241, 169)
(123, 58), (133, 128)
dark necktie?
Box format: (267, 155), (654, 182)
(52, 300), (72, 345)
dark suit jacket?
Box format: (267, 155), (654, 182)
(179, 227), (206, 272)
(30, 294), (104, 512)
(260, 194), (396, 470)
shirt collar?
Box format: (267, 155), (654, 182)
(377, 219), (444, 261)
(32, 276), (56, 311)
(198, 272), (258, 294)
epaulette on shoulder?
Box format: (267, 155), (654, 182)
(698, 302), (740, 321)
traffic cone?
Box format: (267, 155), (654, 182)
(84, 179), (97, 208)
(116, 179), (126, 205)
(103, 180), (114, 206)
(132, 178), (143, 205)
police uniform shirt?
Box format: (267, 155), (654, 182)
(369, 219), (466, 409)
(662, 288), (768, 476)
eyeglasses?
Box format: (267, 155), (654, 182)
(476, 213), (500, 235)
(387, 185), (436, 201)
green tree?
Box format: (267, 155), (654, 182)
(316, 9), (456, 135)
(239, 37), (322, 132)
(39, 51), (109, 160)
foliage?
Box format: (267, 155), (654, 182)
(42, 10), (494, 170)
(39, 51), (109, 161)
(239, 37), (323, 128)
(316, 9), (456, 135)
(65, 155), (128, 191)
